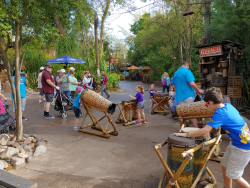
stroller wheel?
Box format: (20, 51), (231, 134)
(59, 111), (62, 115)
(9, 125), (16, 131)
(1, 129), (8, 134)
(62, 113), (67, 118)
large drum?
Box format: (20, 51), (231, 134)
(154, 93), (169, 111)
(81, 89), (116, 113)
(122, 100), (131, 120)
(131, 102), (138, 119)
(181, 127), (210, 182)
(167, 134), (196, 187)
(176, 101), (213, 117)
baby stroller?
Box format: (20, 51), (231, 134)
(0, 100), (16, 134)
(54, 90), (73, 118)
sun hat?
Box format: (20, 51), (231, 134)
(76, 86), (83, 92)
(45, 64), (52, 68)
(69, 67), (75, 71)
(40, 67), (44, 70)
(61, 69), (66, 73)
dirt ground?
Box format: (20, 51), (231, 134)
(3, 81), (250, 188)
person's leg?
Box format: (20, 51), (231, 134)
(103, 85), (110, 97)
(191, 118), (198, 128)
(233, 178), (250, 188)
(73, 107), (80, 129)
(222, 166), (232, 188)
(44, 93), (54, 118)
(166, 86), (170, 93)
(162, 86), (165, 93)
(101, 85), (105, 96)
(71, 91), (75, 100)
(141, 108), (146, 121)
(21, 97), (27, 120)
(137, 109), (141, 122)
(150, 100), (154, 111)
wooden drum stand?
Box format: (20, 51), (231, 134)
(150, 93), (171, 116)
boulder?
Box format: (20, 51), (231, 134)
(0, 134), (9, 140)
(10, 156), (25, 165)
(32, 139), (37, 143)
(0, 160), (8, 168)
(0, 149), (6, 154)
(20, 148), (25, 154)
(0, 146), (7, 149)
(0, 161), (4, 170)
(14, 142), (20, 147)
(28, 143), (35, 149)
(1, 138), (7, 146)
(16, 145), (23, 151)
(18, 153), (29, 158)
(0, 147), (19, 160)
(23, 134), (29, 138)
(26, 152), (33, 156)
(13, 161), (25, 170)
(21, 143), (27, 148)
(35, 142), (46, 147)
(24, 137), (32, 145)
(30, 135), (37, 139)
(7, 141), (14, 147)
(33, 145), (47, 157)
(24, 146), (31, 152)
(27, 156), (33, 163)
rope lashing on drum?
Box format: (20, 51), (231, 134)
(208, 175), (215, 183)
(168, 179), (177, 186)
(156, 144), (162, 149)
(202, 142), (207, 150)
(184, 151), (192, 160)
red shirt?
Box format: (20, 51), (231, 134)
(102, 74), (108, 85)
(41, 70), (54, 94)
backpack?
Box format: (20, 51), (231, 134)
(162, 77), (167, 86)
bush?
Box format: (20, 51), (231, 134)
(106, 73), (120, 90)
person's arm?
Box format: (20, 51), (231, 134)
(69, 77), (80, 85)
(103, 74), (108, 82)
(129, 95), (137, 100)
(46, 79), (60, 90)
(174, 125), (213, 137)
(56, 76), (63, 83)
(189, 81), (204, 94)
(0, 93), (7, 101)
(24, 75), (28, 85)
(67, 76), (70, 83)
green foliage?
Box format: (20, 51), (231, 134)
(106, 73), (120, 90)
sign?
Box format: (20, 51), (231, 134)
(199, 45), (223, 57)
(109, 58), (118, 64)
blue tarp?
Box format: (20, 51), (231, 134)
(46, 55), (86, 64)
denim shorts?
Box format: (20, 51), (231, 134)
(45, 93), (53, 102)
(12, 97), (26, 112)
(73, 107), (80, 119)
(39, 88), (44, 96)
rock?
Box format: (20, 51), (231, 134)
(38, 139), (45, 143)
(11, 156), (25, 164)
(24, 146), (31, 152)
(0, 147), (19, 160)
(27, 156), (33, 163)
(30, 137), (34, 140)
(11, 136), (16, 143)
(0, 134), (9, 140)
(0, 149), (6, 154)
(33, 145), (47, 157)
(32, 139), (37, 143)
(21, 143), (27, 148)
(14, 142), (19, 147)
(28, 143), (35, 149)
(20, 148), (25, 154)
(30, 135), (37, 139)
(20, 138), (26, 142)
(18, 153), (29, 158)
(35, 142), (46, 147)
(0, 160), (8, 168)
(23, 134), (29, 138)
(16, 145), (23, 151)
(1, 138), (7, 146)
(19, 142), (24, 144)
(7, 141), (14, 147)
(26, 152), (33, 156)
(0, 146), (7, 149)
(13, 161), (25, 170)
(0, 161), (4, 170)
(24, 137), (32, 145)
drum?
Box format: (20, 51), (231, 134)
(167, 134), (196, 187)
(181, 127), (210, 182)
(122, 100), (131, 120)
(176, 101), (213, 117)
(154, 93), (169, 111)
(81, 89), (116, 113)
(131, 103), (138, 119)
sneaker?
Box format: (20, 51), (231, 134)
(73, 126), (79, 130)
(44, 115), (55, 119)
(142, 120), (147, 124)
(80, 112), (84, 117)
(134, 121), (142, 125)
(38, 101), (44, 105)
(43, 99), (46, 102)
(149, 110), (151, 113)
(51, 102), (55, 105)
(107, 96), (111, 99)
(22, 116), (27, 121)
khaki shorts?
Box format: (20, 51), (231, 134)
(179, 97), (195, 105)
(221, 142), (250, 179)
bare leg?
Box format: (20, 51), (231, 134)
(191, 118), (198, 128)
(74, 118), (79, 127)
(233, 178), (250, 188)
(44, 102), (50, 112)
(39, 95), (43, 101)
(137, 109), (141, 122)
(150, 101), (154, 110)
(141, 109), (146, 121)
(222, 166), (232, 188)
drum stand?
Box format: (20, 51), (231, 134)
(116, 101), (147, 126)
(78, 102), (118, 139)
(150, 96), (170, 116)
(154, 134), (222, 188)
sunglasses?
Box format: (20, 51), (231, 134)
(205, 101), (209, 107)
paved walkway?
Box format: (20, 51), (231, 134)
(5, 81), (250, 188)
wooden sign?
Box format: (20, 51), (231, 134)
(109, 58), (118, 64)
(199, 45), (223, 57)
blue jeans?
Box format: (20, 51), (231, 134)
(101, 85), (110, 97)
(62, 91), (70, 98)
(162, 85), (169, 93)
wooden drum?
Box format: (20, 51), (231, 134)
(181, 127), (210, 182)
(176, 101), (213, 117)
(131, 102), (138, 119)
(167, 134), (196, 187)
(154, 93), (169, 111)
(81, 89), (116, 113)
(122, 100), (131, 120)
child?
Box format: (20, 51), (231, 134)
(174, 87), (250, 188)
(169, 85), (175, 96)
(169, 94), (179, 118)
(72, 86), (83, 130)
(149, 84), (161, 113)
(129, 85), (146, 125)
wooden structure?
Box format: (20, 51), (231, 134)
(154, 134), (221, 188)
(78, 89), (118, 138)
(150, 93), (170, 116)
(196, 40), (246, 108)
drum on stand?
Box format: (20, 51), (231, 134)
(131, 102), (138, 119)
(181, 127), (210, 182)
(154, 93), (169, 111)
(167, 134), (196, 187)
(122, 100), (131, 120)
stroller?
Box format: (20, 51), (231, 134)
(0, 99), (16, 134)
(54, 90), (73, 118)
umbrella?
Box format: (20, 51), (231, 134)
(46, 55), (86, 64)
(127, 65), (140, 70)
(143, 65), (151, 70)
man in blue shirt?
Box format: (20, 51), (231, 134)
(173, 61), (204, 127)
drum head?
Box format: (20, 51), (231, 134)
(154, 93), (169, 97)
(122, 100), (135, 103)
(181, 127), (210, 141)
(168, 134), (196, 148)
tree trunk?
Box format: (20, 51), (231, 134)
(54, 16), (67, 37)
(179, 37), (183, 63)
(82, 33), (90, 70)
(94, 12), (100, 77)
(204, 2), (211, 45)
(14, 21), (23, 141)
(99, 0), (111, 60)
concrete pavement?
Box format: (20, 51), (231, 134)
(4, 81), (250, 188)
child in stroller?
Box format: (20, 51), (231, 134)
(54, 90), (73, 118)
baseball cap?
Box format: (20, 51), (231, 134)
(69, 67), (75, 71)
(40, 67), (44, 70)
(61, 69), (66, 73)
(45, 64), (52, 68)
(76, 86), (83, 92)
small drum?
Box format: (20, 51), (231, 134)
(167, 134), (196, 187)
(154, 93), (169, 111)
(176, 101), (213, 117)
(181, 127), (210, 182)
(131, 102), (138, 119)
(81, 89), (116, 113)
(122, 100), (132, 120)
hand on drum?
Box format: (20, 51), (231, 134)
(174, 133), (187, 137)
(198, 89), (205, 94)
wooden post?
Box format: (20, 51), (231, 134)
(94, 12), (100, 77)
(204, 1), (211, 45)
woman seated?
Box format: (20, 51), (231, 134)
(81, 71), (93, 90)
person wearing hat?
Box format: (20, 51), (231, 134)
(68, 67), (81, 101)
(42, 64), (60, 119)
(56, 69), (70, 98)
(38, 67), (45, 105)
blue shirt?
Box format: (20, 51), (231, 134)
(173, 67), (195, 101)
(171, 94), (179, 111)
(73, 93), (81, 109)
(135, 92), (143, 103)
(11, 76), (26, 99)
(207, 103), (250, 150)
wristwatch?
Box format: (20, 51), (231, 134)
(186, 132), (191, 138)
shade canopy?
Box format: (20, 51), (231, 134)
(46, 55), (86, 64)
(127, 65), (140, 70)
(143, 65), (152, 70)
